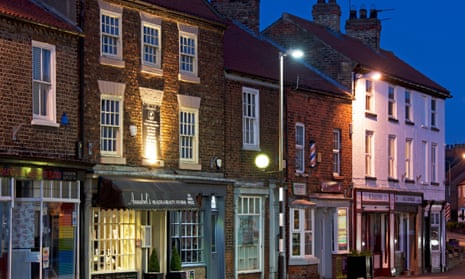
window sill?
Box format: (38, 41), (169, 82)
(100, 55), (125, 68)
(179, 161), (201, 170)
(405, 120), (415, 126)
(31, 118), (59, 128)
(100, 156), (127, 165)
(141, 64), (163, 76)
(431, 182), (440, 186)
(365, 176), (377, 181)
(289, 256), (320, 265)
(388, 117), (399, 123)
(178, 72), (200, 84)
(431, 127), (440, 132)
(242, 145), (260, 151)
(365, 111), (377, 119)
(404, 178), (415, 184)
(388, 177), (399, 183)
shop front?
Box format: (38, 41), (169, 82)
(86, 176), (226, 279)
(353, 189), (423, 277)
(0, 166), (81, 279)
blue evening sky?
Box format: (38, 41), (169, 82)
(260, 0), (465, 144)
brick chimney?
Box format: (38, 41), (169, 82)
(312, 0), (341, 32)
(345, 6), (381, 50)
(211, 0), (260, 33)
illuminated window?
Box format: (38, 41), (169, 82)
(91, 209), (136, 273)
(333, 208), (348, 253)
(237, 196), (262, 272)
(388, 135), (397, 179)
(365, 131), (374, 177)
(290, 207), (313, 257)
(405, 139), (413, 180)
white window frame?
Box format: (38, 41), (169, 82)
(91, 208), (136, 273)
(431, 143), (438, 183)
(405, 90), (412, 122)
(333, 207), (349, 253)
(365, 131), (374, 177)
(295, 123), (305, 173)
(422, 140), (428, 184)
(99, 1), (124, 67)
(236, 196), (263, 273)
(140, 13), (162, 75)
(178, 23), (199, 83)
(388, 85), (396, 119)
(431, 99), (437, 128)
(405, 138), (413, 180)
(388, 135), (397, 179)
(98, 80), (126, 164)
(178, 94), (201, 170)
(289, 207), (314, 258)
(170, 210), (204, 265)
(365, 79), (374, 112)
(32, 41), (57, 126)
(333, 129), (341, 176)
(422, 96), (428, 128)
(242, 87), (260, 150)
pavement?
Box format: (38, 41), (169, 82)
(377, 231), (465, 279)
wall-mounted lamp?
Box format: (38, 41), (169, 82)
(211, 157), (222, 170)
(255, 153), (270, 170)
(354, 71), (382, 81)
(129, 124), (137, 137)
(211, 193), (217, 210)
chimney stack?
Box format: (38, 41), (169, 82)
(211, 0), (260, 33)
(312, 0), (341, 32)
(345, 6), (382, 50)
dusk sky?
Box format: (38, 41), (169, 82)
(260, 0), (465, 145)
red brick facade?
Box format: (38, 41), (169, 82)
(0, 13), (80, 160)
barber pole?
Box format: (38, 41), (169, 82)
(309, 140), (316, 168)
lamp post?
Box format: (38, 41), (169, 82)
(278, 49), (303, 279)
(446, 153), (465, 216)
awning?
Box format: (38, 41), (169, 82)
(96, 176), (198, 210)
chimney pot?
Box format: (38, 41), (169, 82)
(359, 8), (367, 19)
(369, 9), (378, 19)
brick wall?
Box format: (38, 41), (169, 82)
(223, 78), (280, 181)
(0, 17), (80, 160)
(82, 0), (225, 169)
(286, 89), (352, 194)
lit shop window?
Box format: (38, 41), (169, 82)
(91, 209), (136, 273)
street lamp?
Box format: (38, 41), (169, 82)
(446, 153), (465, 210)
(278, 49), (303, 279)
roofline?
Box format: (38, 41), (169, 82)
(355, 65), (451, 99)
(0, 12), (83, 37)
(124, 0), (227, 29)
